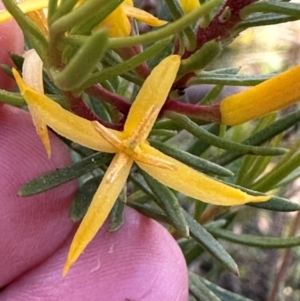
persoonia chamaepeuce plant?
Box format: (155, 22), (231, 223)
(1, 0), (300, 299)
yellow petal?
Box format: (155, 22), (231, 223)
(22, 50), (51, 156)
(63, 152), (133, 276)
(27, 10), (48, 35)
(124, 0), (133, 5)
(13, 68), (119, 153)
(99, 4), (131, 37)
(0, 0), (48, 23)
(134, 143), (176, 170)
(124, 55), (181, 138)
(180, 0), (201, 14)
(22, 49), (44, 93)
(137, 144), (270, 205)
(123, 5), (167, 27)
(220, 65), (300, 126)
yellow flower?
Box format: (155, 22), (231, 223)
(180, 0), (201, 14)
(97, 0), (167, 37)
(13, 55), (269, 275)
(220, 65), (300, 125)
(0, 0), (167, 37)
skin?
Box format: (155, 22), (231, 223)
(0, 2), (188, 300)
(0, 2), (24, 92)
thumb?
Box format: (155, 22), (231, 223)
(1, 208), (188, 301)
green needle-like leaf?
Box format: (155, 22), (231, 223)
(219, 181), (300, 212)
(188, 72), (272, 86)
(189, 272), (222, 301)
(52, 30), (108, 92)
(2, 0), (48, 60)
(241, 1), (300, 19)
(200, 277), (255, 301)
(252, 152), (300, 192)
(149, 140), (234, 177)
(81, 38), (172, 90)
(178, 40), (222, 77)
(129, 202), (239, 275)
(214, 110), (300, 166)
(142, 171), (190, 238)
(19, 152), (112, 197)
(108, 0), (223, 49)
(109, 194), (126, 232)
(207, 227), (300, 248)
(70, 177), (101, 222)
(183, 211), (239, 276)
(168, 112), (287, 156)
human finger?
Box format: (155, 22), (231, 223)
(1, 208), (188, 301)
(0, 105), (78, 286)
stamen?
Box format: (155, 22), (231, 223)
(92, 121), (123, 149)
(105, 153), (132, 183)
(125, 105), (160, 144)
(134, 151), (177, 170)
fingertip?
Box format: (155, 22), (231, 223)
(2, 208), (188, 301)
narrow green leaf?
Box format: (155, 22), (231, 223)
(188, 72), (272, 86)
(207, 227), (300, 248)
(108, 0), (223, 49)
(235, 13), (297, 33)
(129, 203), (238, 274)
(200, 277), (255, 301)
(70, 177), (101, 221)
(49, 0), (78, 24)
(179, 238), (204, 265)
(183, 211), (239, 276)
(236, 114), (277, 186)
(0, 90), (25, 106)
(187, 124), (220, 156)
(82, 38), (172, 90)
(250, 196), (300, 212)
(219, 180), (300, 212)
(275, 167), (300, 188)
(70, 0), (124, 35)
(179, 40), (222, 76)
(189, 272), (221, 301)
(252, 152), (300, 192)
(149, 140), (234, 177)
(47, 0), (59, 23)
(163, 0), (196, 51)
(52, 30), (108, 92)
(142, 171), (190, 238)
(127, 202), (169, 224)
(9, 52), (24, 71)
(212, 67), (240, 75)
(2, 0), (48, 60)
(198, 85), (224, 105)
(18, 152), (112, 197)
(150, 129), (178, 140)
(241, 1), (300, 19)
(109, 199), (126, 232)
(214, 110), (300, 166)
(50, 0), (123, 34)
(168, 112), (287, 156)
